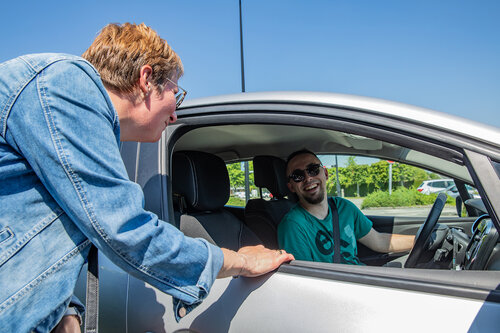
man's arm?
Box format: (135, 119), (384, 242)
(358, 228), (415, 253)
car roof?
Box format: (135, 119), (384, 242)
(425, 179), (454, 183)
(179, 91), (500, 147)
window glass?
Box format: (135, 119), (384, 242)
(226, 161), (256, 206)
(226, 160), (285, 206)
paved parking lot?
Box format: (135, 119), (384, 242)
(349, 198), (457, 217)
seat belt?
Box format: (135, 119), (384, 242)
(84, 244), (99, 333)
(328, 198), (341, 263)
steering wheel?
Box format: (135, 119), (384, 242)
(404, 192), (447, 268)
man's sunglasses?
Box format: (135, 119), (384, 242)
(288, 163), (323, 183)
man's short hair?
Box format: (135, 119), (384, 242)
(82, 23), (183, 97)
(285, 149), (319, 175)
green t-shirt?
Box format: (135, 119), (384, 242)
(278, 197), (373, 265)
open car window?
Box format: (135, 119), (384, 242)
(172, 119), (494, 268)
(175, 123), (480, 219)
(317, 154), (471, 218)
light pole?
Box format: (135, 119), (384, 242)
(335, 155), (341, 197)
(239, 0), (250, 202)
(388, 160), (394, 195)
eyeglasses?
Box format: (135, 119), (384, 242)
(288, 163), (323, 183)
(165, 77), (187, 109)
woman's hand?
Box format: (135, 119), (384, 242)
(217, 245), (294, 279)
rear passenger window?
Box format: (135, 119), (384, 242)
(226, 161), (256, 207)
(434, 181), (446, 188)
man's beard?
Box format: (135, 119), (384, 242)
(302, 186), (325, 205)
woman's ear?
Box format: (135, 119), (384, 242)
(138, 65), (153, 96)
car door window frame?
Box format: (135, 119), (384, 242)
(464, 149), (500, 229)
(162, 109), (500, 296)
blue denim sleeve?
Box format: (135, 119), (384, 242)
(63, 295), (85, 325)
(5, 58), (223, 314)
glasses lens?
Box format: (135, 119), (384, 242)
(175, 91), (186, 108)
(166, 77), (187, 109)
(289, 164), (322, 183)
(306, 164), (321, 177)
(290, 169), (305, 183)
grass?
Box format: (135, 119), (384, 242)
(226, 196), (246, 207)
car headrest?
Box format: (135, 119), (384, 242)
(253, 155), (290, 199)
(172, 151), (229, 211)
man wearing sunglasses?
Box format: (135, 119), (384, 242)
(278, 149), (415, 265)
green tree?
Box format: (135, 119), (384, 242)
(226, 161), (256, 194)
(326, 167), (341, 196)
(413, 168), (428, 187)
(326, 156), (441, 198)
(368, 161), (389, 190)
(429, 172), (441, 180)
(226, 162), (245, 192)
(343, 156), (367, 196)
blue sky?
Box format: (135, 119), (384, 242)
(1, 0), (499, 127)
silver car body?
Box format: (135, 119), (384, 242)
(75, 92), (500, 332)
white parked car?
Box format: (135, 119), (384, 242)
(234, 191), (246, 199)
(417, 178), (455, 194)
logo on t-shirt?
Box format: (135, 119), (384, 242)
(315, 230), (333, 255)
(315, 230), (351, 258)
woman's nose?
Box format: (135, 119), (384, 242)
(170, 111), (177, 123)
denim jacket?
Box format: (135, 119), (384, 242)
(0, 54), (223, 332)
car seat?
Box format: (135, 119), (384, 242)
(172, 150), (261, 251)
(244, 155), (295, 249)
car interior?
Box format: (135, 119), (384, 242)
(245, 155), (295, 249)
(171, 150), (261, 251)
(170, 123), (500, 271)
